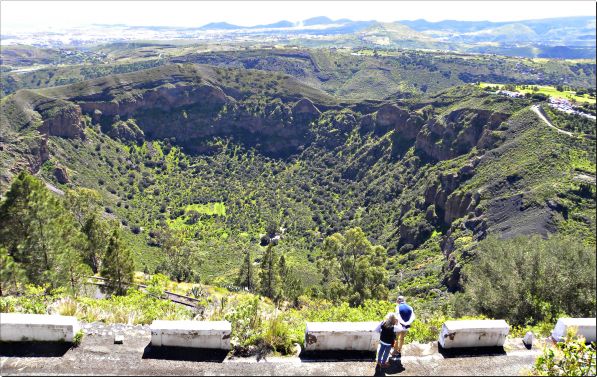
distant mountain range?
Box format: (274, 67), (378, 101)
(4, 16), (594, 59)
(193, 16), (595, 58)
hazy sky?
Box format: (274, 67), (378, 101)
(2, 1), (595, 31)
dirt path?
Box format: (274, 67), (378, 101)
(0, 324), (542, 376)
(531, 104), (574, 137)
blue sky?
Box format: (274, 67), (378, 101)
(2, 1), (595, 31)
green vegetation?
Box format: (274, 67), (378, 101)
(541, 104), (596, 137)
(100, 230), (135, 295)
(532, 330), (596, 376)
(479, 82), (596, 104)
(3, 46), (595, 101)
(0, 285), (192, 324)
(0, 172), (129, 297)
(0, 44), (595, 363)
(0, 172), (90, 293)
(456, 235), (596, 326)
(72, 330), (84, 347)
(318, 227), (388, 306)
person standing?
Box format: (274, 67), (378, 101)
(374, 312), (401, 368)
(393, 295), (415, 356)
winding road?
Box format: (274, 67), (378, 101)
(531, 104), (574, 137)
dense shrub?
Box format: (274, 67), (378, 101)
(458, 235), (596, 326)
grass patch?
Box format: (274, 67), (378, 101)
(479, 82), (596, 104)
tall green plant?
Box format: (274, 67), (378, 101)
(0, 247), (27, 296)
(318, 227), (388, 306)
(259, 244), (281, 300)
(0, 172), (86, 290)
(278, 254), (303, 304)
(82, 214), (113, 273)
(237, 247), (255, 291)
(101, 229), (134, 295)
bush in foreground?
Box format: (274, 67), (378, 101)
(531, 330), (596, 376)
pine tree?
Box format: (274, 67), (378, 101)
(0, 247), (27, 296)
(101, 229), (134, 295)
(236, 247), (255, 291)
(64, 188), (102, 227)
(57, 246), (92, 296)
(0, 172), (86, 290)
(82, 214), (112, 273)
(259, 244), (281, 300)
(278, 254), (303, 304)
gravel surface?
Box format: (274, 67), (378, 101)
(0, 323), (543, 376)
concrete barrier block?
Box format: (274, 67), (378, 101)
(304, 322), (380, 351)
(0, 313), (80, 343)
(150, 320), (231, 350)
(551, 318), (596, 343)
(439, 320), (509, 349)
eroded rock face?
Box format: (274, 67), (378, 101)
(53, 166), (69, 184)
(374, 104), (410, 135)
(78, 84), (230, 118)
(107, 120), (145, 143)
(74, 83), (322, 157)
(424, 157), (482, 226)
(292, 98), (321, 123)
(38, 104), (85, 139)
(415, 109), (509, 161)
(443, 191), (479, 225)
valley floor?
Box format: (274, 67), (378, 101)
(0, 323), (542, 376)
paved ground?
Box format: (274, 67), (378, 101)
(0, 323), (543, 376)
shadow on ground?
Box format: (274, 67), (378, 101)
(142, 344), (228, 362)
(299, 349), (376, 362)
(438, 345), (507, 358)
(0, 342), (72, 357)
(373, 357), (406, 376)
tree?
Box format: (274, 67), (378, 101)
(101, 229), (134, 295)
(237, 247), (255, 291)
(81, 214), (113, 273)
(278, 254), (303, 304)
(458, 235), (596, 326)
(0, 172), (86, 290)
(0, 247), (27, 296)
(56, 245), (92, 296)
(64, 188), (102, 227)
(154, 227), (200, 282)
(318, 227), (389, 306)
(259, 244), (281, 301)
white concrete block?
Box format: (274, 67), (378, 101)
(551, 318), (596, 343)
(523, 331), (534, 348)
(0, 313), (80, 343)
(114, 334), (124, 344)
(304, 322), (380, 351)
(150, 320), (231, 350)
(439, 320), (509, 349)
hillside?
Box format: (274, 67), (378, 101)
(1, 63), (594, 297)
(3, 47), (595, 101)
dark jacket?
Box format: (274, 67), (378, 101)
(379, 321), (397, 345)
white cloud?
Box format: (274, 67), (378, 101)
(1, 1), (595, 32)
